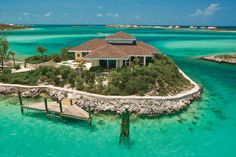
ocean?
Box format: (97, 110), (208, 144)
(1, 25), (236, 157)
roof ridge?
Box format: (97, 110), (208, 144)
(137, 41), (158, 52)
(106, 31), (136, 39)
(93, 43), (123, 53)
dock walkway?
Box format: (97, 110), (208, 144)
(19, 94), (91, 122)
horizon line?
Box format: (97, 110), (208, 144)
(3, 23), (236, 27)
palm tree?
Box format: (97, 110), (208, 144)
(0, 31), (10, 70)
(9, 51), (16, 67)
(36, 45), (47, 60)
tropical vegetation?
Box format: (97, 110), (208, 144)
(0, 24), (27, 30)
(0, 54), (192, 96)
(0, 31), (10, 70)
(25, 47), (74, 64)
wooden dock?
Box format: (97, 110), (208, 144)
(18, 92), (91, 123)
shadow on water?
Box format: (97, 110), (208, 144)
(138, 94), (203, 121)
(211, 107), (227, 121)
(119, 137), (135, 150)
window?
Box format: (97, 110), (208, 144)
(108, 60), (116, 69)
(99, 60), (107, 69)
(82, 52), (89, 57)
(146, 56), (154, 64)
(99, 60), (116, 69)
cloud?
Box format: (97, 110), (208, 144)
(60, 13), (69, 19)
(17, 12), (31, 20)
(44, 12), (53, 17)
(96, 13), (103, 17)
(22, 12), (30, 16)
(134, 15), (139, 19)
(98, 6), (103, 9)
(192, 3), (220, 16)
(17, 17), (23, 20)
(107, 13), (119, 18)
(134, 13), (140, 19)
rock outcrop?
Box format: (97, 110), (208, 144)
(0, 82), (201, 116)
(201, 55), (236, 65)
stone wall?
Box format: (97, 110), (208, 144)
(0, 69), (202, 116)
(0, 83), (201, 116)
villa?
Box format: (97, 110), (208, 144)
(69, 31), (160, 69)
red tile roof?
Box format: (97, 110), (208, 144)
(69, 39), (106, 51)
(106, 31), (136, 39)
(69, 31), (160, 59)
(85, 44), (128, 59)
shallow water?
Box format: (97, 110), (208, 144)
(1, 25), (236, 157)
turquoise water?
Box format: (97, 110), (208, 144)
(1, 25), (236, 157)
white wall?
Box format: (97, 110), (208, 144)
(92, 60), (99, 66)
(116, 60), (124, 68)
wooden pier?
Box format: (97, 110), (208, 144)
(18, 92), (92, 123)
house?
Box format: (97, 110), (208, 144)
(69, 31), (160, 69)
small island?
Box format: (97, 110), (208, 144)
(0, 31), (201, 116)
(200, 54), (236, 65)
(106, 24), (236, 32)
(0, 23), (27, 30)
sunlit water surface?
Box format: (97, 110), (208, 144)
(1, 25), (236, 157)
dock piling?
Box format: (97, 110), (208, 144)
(59, 100), (63, 113)
(88, 105), (92, 125)
(18, 91), (24, 114)
(70, 99), (73, 106)
(119, 108), (130, 143)
(44, 98), (48, 114)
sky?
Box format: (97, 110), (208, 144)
(0, 0), (236, 26)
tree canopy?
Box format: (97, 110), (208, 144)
(36, 45), (47, 56)
(0, 31), (10, 70)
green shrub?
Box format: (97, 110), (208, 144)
(25, 55), (51, 64)
(81, 70), (96, 84)
(53, 77), (61, 86)
(58, 65), (74, 79)
(106, 54), (191, 95)
(0, 54), (191, 96)
(2, 68), (11, 74)
(51, 54), (62, 62)
(68, 71), (77, 87)
(89, 66), (104, 73)
(14, 64), (21, 70)
(75, 76), (84, 90)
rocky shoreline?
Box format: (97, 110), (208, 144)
(200, 54), (236, 65)
(0, 69), (201, 116)
(0, 81), (201, 116)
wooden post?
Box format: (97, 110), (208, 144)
(70, 99), (73, 106)
(88, 105), (92, 125)
(24, 59), (26, 68)
(18, 91), (24, 114)
(119, 108), (130, 143)
(59, 100), (63, 113)
(44, 98), (48, 114)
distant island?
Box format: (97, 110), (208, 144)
(200, 54), (236, 65)
(0, 23), (27, 30)
(106, 24), (236, 32)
